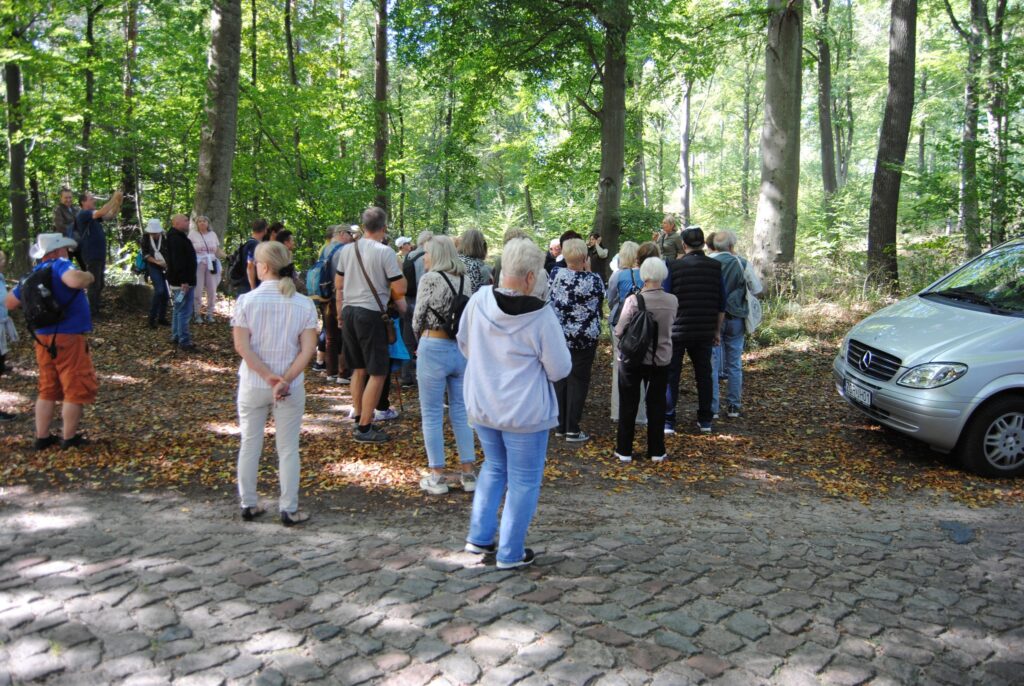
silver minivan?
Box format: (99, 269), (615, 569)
(834, 238), (1024, 477)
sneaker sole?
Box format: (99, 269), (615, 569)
(651, 455), (667, 462)
(464, 542), (496, 554)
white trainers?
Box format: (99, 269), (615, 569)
(375, 408), (400, 421)
(615, 452), (632, 463)
(420, 472), (448, 495)
(651, 454), (667, 463)
(460, 472), (477, 492)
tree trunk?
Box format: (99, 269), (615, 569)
(813, 0), (838, 201)
(958, 0), (984, 256)
(441, 85), (453, 233)
(284, 0), (304, 179)
(679, 79), (692, 226)
(373, 0), (389, 213)
(249, 0), (260, 214)
(524, 183), (536, 227)
(866, 0), (917, 291)
(741, 43), (759, 221)
(192, 0), (242, 240)
(985, 0), (1008, 245)
(833, 0), (854, 188)
(81, 4), (103, 191)
(5, 61), (30, 274)
(30, 171), (42, 233)
(591, 3), (630, 274)
(121, 0), (140, 227)
(752, 0), (803, 289)
(917, 70), (926, 177)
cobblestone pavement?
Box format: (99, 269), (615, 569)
(0, 485), (1022, 686)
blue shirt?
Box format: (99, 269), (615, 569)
(75, 209), (107, 262)
(13, 258), (91, 334)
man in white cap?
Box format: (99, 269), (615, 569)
(5, 233), (98, 450)
(395, 236), (413, 261)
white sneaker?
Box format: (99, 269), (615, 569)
(651, 454), (667, 463)
(375, 408), (399, 421)
(420, 472), (448, 495)
(664, 426), (676, 435)
(346, 407), (357, 420)
(615, 452), (632, 463)
(460, 472), (477, 492)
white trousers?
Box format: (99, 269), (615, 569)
(194, 261), (221, 315)
(236, 384), (305, 513)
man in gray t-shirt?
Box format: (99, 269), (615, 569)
(335, 207), (408, 444)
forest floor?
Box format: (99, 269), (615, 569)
(0, 289), (1022, 512)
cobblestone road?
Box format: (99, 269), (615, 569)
(1, 486), (1022, 685)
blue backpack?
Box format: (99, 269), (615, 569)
(305, 242), (343, 299)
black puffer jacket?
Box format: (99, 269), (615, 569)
(666, 251), (723, 342)
(165, 228), (198, 287)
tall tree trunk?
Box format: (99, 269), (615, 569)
(396, 78), (405, 232)
(5, 61), (30, 273)
(656, 114), (665, 213)
(917, 69), (927, 177)
(866, 0), (917, 291)
(833, 0), (854, 188)
(752, 0), (803, 289)
(81, 4), (103, 191)
(373, 0), (389, 213)
(679, 79), (692, 226)
(812, 0), (838, 203)
(441, 85), (453, 233)
(121, 0), (140, 227)
(30, 171), (42, 233)
(249, 0), (260, 214)
(985, 0), (1008, 245)
(524, 183), (536, 227)
(741, 43), (759, 221)
(284, 0), (304, 179)
(629, 67), (648, 208)
(591, 3), (630, 274)
(192, 0), (242, 240)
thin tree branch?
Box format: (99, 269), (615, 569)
(943, 0), (970, 40)
(575, 95), (602, 121)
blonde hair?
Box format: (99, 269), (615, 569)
(561, 238), (587, 263)
(254, 241), (296, 297)
(618, 241), (639, 269)
(425, 235), (466, 275)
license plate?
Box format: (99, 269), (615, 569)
(846, 378), (872, 407)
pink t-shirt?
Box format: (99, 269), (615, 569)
(189, 229), (220, 270)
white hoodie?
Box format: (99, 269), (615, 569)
(458, 286), (572, 433)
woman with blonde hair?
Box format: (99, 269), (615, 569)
(232, 241), (318, 526)
(189, 215), (225, 323)
(606, 241), (646, 426)
(413, 235), (477, 495)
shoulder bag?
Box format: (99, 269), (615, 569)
(353, 240), (397, 344)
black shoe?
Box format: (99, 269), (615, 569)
(33, 435), (59, 451)
(178, 343), (199, 353)
(464, 541), (497, 555)
(497, 548), (536, 570)
(60, 434), (90, 450)
(0, 411), (16, 422)
(281, 510), (310, 527)
(157, 319), (171, 326)
(241, 505), (266, 522)
(147, 320), (157, 329)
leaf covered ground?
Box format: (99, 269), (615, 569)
(1, 293), (1021, 510)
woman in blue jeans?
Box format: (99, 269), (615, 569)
(457, 238), (572, 569)
(140, 219), (170, 328)
(413, 235), (477, 495)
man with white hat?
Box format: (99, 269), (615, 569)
(395, 236), (413, 261)
(141, 218), (170, 328)
(4, 233), (98, 450)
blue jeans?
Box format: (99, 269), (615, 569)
(148, 265), (168, 324)
(416, 337), (476, 469)
(171, 286), (194, 346)
(711, 318), (745, 414)
(467, 426), (548, 565)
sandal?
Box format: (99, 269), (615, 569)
(280, 510), (310, 527)
(241, 505), (266, 522)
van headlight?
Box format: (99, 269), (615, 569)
(897, 363), (968, 388)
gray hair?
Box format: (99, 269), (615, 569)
(617, 241), (639, 270)
(500, 238), (545, 281)
(425, 235), (466, 275)
(417, 230), (434, 248)
(460, 229), (487, 259)
(662, 214), (678, 230)
(713, 230), (738, 253)
(640, 256), (668, 283)
(561, 238), (587, 263)
(332, 224), (347, 237)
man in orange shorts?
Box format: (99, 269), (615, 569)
(5, 232), (98, 450)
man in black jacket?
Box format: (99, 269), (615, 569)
(664, 227), (725, 434)
(165, 214), (198, 352)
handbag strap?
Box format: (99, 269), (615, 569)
(353, 240), (388, 315)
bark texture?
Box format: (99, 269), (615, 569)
(373, 0), (389, 213)
(866, 0), (917, 290)
(192, 0), (243, 239)
(5, 60), (30, 273)
(752, 0), (803, 289)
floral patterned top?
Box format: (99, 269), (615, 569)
(548, 268), (605, 350)
(460, 256), (492, 294)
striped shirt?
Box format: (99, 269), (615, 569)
(232, 281), (319, 390)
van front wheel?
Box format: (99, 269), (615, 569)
(960, 397), (1024, 477)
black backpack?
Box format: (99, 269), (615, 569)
(18, 265), (78, 358)
(428, 273), (470, 339)
(618, 292), (658, 369)
(403, 251), (423, 300)
(229, 238), (256, 285)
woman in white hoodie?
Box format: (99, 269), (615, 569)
(457, 238), (572, 569)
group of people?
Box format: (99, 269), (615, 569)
(3, 187), (761, 569)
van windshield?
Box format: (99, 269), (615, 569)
(923, 242), (1024, 315)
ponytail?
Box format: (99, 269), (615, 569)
(253, 241), (297, 298)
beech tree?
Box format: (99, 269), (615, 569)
(752, 0), (803, 289)
(192, 0), (243, 239)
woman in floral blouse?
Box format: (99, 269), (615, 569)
(547, 238), (604, 442)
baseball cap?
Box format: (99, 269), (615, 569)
(681, 226), (705, 248)
(395, 236), (412, 247)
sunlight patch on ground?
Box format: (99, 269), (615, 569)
(1, 509), (92, 533)
(177, 359), (235, 375)
(0, 390), (30, 405)
(205, 422), (241, 436)
(99, 373), (144, 385)
(739, 468), (787, 483)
